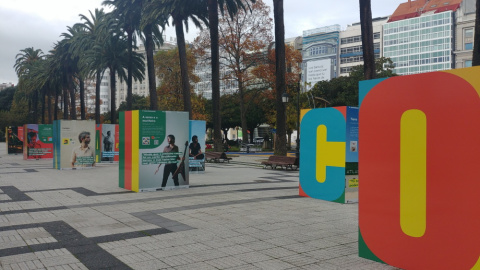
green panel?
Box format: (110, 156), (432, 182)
(138, 111), (166, 149)
(37, 124), (53, 143)
(345, 162), (358, 175)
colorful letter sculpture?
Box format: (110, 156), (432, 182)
(358, 67), (480, 269)
(119, 110), (189, 192)
(299, 106), (358, 203)
(23, 124), (53, 160)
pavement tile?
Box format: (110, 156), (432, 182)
(0, 144), (399, 270)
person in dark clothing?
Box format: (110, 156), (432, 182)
(155, 135), (184, 188)
(189, 135), (204, 160)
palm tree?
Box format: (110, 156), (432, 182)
(102, 0), (141, 110)
(61, 24), (90, 120)
(76, 9), (110, 123)
(139, 5), (167, 111)
(146, 0), (208, 119)
(273, 0), (287, 156)
(359, 0), (375, 79)
(52, 38), (79, 120)
(84, 12), (145, 124)
(207, 0), (254, 151)
(14, 47), (45, 123)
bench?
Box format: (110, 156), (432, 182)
(205, 152), (232, 163)
(261, 155), (298, 170)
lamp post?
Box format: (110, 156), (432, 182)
(282, 92), (289, 152)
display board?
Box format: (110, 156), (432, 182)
(119, 110), (189, 192)
(358, 67), (480, 269)
(6, 126), (23, 154)
(53, 120), (96, 169)
(299, 106), (358, 203)
(23, 124), (53, 160)
(189, 120), (206, 173)
(95, 124), (119, 163)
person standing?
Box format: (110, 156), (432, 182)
(155, 135), (184, 188)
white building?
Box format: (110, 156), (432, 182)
(339, 17), (388, 76)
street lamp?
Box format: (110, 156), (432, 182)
(282, 92), (289, 103)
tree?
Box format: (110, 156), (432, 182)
(0, 87), (16, 111)
(103, 0), (141, 111)
(359, 0), (375, 80)
(310, 57), (396, 107)
(195, 0), (273, 144)
(76, 9), (109, 123)
(147, 0), (208, 119)
(154, 47), (206, 119)
(14, 47), (45, 123)
(473, 0), (480, 65)
(252, 45), (302, 121)
(272, 0), (287, 156)
(206, 0), (255, 152)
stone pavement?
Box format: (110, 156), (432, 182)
(0, 143), (398, 270)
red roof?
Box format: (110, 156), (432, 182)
(388, 0), (463, 22)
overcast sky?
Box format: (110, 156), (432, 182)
(0, 0), (405, 85)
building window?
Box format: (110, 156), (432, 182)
(465, 60), (472, 67)
(465, 28), (473, 50)
(465, 28), (474, 38)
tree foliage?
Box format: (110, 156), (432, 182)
(194, 0), (273, 142)
(154, 47), (206, 120)
(252, 45), (302, 128)
(309, 57), (396, 107)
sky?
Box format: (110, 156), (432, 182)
(0, 0), (406, 85)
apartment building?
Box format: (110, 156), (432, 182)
(339, 17), (388, 76)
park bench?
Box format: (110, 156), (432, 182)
(205, 152), (232, 163)
(261, 155), (299, 170)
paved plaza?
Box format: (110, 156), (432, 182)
(0, 143), (397, 269)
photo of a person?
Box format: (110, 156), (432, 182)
(71, 131), (95, 167)
(27, 130), (42, 159)
(103, 131), (113, 152)
(154, 134), (186, 188)
(189, 135), (204, 160)
(27, 131), (41, 149)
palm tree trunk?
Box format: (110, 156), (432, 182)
(95, 70), (101, 124)
(110, 67), (117, 124)
(208, 0), (223, 152)
(32, 90), (39, 124)
(359, 0), (375, 80)
(79, 78), (86, 120)
(127, 30), (134, 110)
(54, 91), (59, 121)
(238, 80), (249, 143)
(63, 85), (69, 120)
(473, 0), (480, 65)
(174, 17), (192, 119)
(48, 92), (53, 123)
(41, 89), (46, 124)
(69, 76), (76, 120)
(273, 0), (287, 156)
(144, 25), (158, 110)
